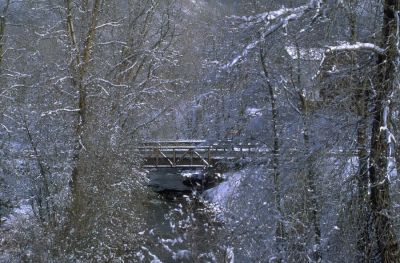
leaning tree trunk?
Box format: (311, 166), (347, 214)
(369, 0), (400, 261)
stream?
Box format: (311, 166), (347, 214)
(140, 169), (231, 262)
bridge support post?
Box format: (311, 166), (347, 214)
(208, 146), (211, 164)
(155, 148), (159, 167)
(173, 148), (176, 166)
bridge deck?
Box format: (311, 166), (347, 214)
(139, 140), (262, 168)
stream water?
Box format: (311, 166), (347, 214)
(141, 169), (230, 262)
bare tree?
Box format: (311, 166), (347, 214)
(369, 0), (400, 261)
(64, 0), (102, 198)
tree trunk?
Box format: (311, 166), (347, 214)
(355, 84), (371, 262)
(301, 111), (321, 263)
(65, 0), (102, 196)
(347, 2), (372, 260)
(22, 116), (52, 224)
(394, 130), (400, 176)
(390, 107), (400, 188)
(295, 42), (321, 262)
(0, 0), (10, 67)
(369, 1), (400, 261)
(260, 48), (285, 260)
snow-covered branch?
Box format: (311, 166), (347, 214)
(327, 42), (385, 55)
(233, 3), (310, 26)
(223, 1), (320, 69)
(315, 43), (384, 78)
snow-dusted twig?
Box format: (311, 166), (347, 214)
(96, 41), (128, 46)
(54, 76), (73, 85)
(1, 123), (11, 133)
(40, 108), (80, 117)
(95, 78), (129, 88)
(95, 18), (125, 30)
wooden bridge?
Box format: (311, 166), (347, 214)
(138, 140), (262, 169)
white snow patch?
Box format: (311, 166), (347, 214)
(203, 170), (243, 206)
(172, 250), (191, 260)
(2, 203), (33, 227)
(225, 246), (234, 263)
(246, 107), (263, 117)
(285, 46), (324, 60)
(389, 157), (397, 178)
(181, 170), (202, 178)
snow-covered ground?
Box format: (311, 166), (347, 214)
(202, 169), (244, 207)
(202, 165), (277, 261)
(2, 200), (33, 227)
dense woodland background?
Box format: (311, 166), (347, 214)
(1, 0), (400, 262)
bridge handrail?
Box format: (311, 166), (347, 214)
(136, 146), (262, 152)
(141, 140), (206, 146)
